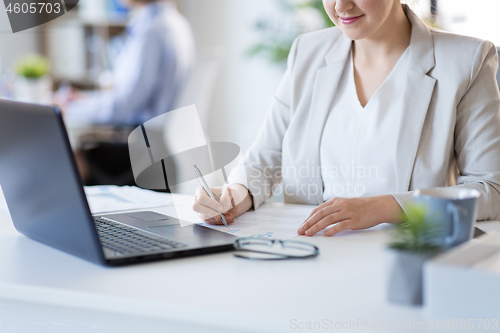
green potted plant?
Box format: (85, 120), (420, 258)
(386, 203), (442, 305)
(13, 54), (52, 104)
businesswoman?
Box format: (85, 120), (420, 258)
(193, 0), (500, 237)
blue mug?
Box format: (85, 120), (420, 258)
(413, 188), (480, 250)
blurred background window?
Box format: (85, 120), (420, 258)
(438, 0), (500, 46)
(247, 0), (335, 66)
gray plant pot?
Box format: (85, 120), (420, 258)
(386, 248), (436, 306)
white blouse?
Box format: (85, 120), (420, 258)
(320, 46), (410, 201)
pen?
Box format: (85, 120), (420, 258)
(193, 164), (229, 228)
(220, 166), (236, 209)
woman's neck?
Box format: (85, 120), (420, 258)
(353, 4), (412, 65)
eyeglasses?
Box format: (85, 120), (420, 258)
(233, 238), (319, 260)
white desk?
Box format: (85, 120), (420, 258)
(0, 194), (499, 333)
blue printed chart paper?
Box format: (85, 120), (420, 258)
(84, 185), (174, 214)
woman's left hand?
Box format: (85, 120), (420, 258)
(297, 195), (403, 237)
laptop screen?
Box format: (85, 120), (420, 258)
(0, 99), (105, 264)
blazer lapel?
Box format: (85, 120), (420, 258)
(395, 5), (437, 192)
(306, 33), (351, 204)
(395, 71), (436, 192)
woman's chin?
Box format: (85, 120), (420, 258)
(339, 29), (370, 41)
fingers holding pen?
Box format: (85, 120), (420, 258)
(219, 186), (234, 213)
(193, 200), (235, 225)
(193, 186), (235, 225)
(195, 186), (223, 213)
(193, 184), (253, 226)
(192, 199), (220, 220)
(196, 212), (235, 225)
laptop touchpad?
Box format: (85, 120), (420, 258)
(124, 211), (172, 222)
(103, 211), (179, 226)
(149, 224), (236, 246)
(149, 224), (210, 237)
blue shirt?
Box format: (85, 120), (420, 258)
(67, 2), (195, 126)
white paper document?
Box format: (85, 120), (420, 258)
(84, 186), (174, 214)
(199, 202), (314, 240)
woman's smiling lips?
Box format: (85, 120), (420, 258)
(339, 15), (364, 25)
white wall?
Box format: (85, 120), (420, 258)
(0, 6), (40, 73)
(438, 0), (500, 46)
(177, 0), (286, 154)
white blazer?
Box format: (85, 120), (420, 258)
(229, 5), (500, 220)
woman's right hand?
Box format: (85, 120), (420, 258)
(192, 184), (253, 225)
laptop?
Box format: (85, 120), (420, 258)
(0, 99), (237, 266)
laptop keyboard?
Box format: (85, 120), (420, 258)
(94, 218), (186, 256)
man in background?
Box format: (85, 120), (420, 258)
(65, 0), (196, 126)
(60, 0), (195, 186)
